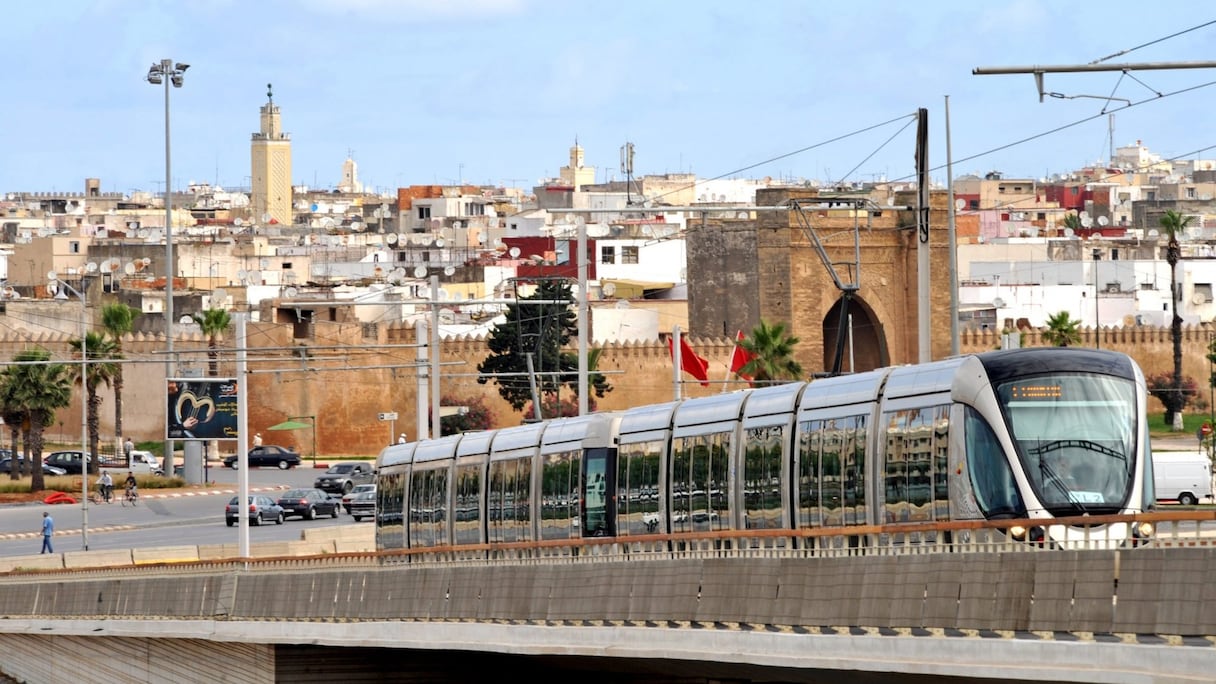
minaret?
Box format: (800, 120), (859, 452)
(250, 83), (292, 225)
(559, 137), (596, 191)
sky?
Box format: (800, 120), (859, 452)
(3, 1), (1215, 197)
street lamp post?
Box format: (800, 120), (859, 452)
(51, 276), (89, 550)
(1093, 248), (1101, 349)
(146, 58), (188, 473)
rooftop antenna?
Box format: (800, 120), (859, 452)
(266, 83), (273, 104)
(620, 141), (635, 206)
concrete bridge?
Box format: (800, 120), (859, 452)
(0, 513), (1215, 683)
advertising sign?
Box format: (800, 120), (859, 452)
(166, 378), (239, 440)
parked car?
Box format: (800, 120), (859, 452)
(341, 483), (376, 513)
(276, 488), (341, 520)
(45, 450), (89, 475)
(0, 458), (67, 477)
(348, 489), (377, 522)
(223, 445), (301, 470)
(314, 461), (374, 495)
(225, 495), (285, 526)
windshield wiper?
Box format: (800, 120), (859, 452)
(1038, 457), (1089, 514)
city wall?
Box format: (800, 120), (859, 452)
(4, 321), (1211, 457)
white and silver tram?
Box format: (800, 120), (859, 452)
(375, 347), (1154, 552)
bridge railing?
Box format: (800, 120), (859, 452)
(6, 509), (1215, 581)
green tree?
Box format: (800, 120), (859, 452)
(1147, 371), (1198, 427)
(101, 302), (140, 439)
(477, 279), (610, 414)
(1161, 209), (1194, 430)
(1042, 310), (1082, 347)
(70, 332), (120, 472)
(0, 349), (72, 491)
(192, 308), (232, 376)
(736, 319), (803, 385)
(0, 377), (27, 480)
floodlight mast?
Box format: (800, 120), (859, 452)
(146, 58), (187, 472)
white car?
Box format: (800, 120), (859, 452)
(341, 483), (376, 513)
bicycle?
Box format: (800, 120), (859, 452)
(121, 485), (138, 507)
(88, 482), (112, 505)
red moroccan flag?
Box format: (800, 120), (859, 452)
(729, 330), (756, 385)
(668, 335), (710, 387)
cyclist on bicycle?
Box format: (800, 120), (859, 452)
(124, 471), (138, 503)
(98, 471), (113, 503)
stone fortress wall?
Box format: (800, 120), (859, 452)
(3, 320), (1209, 458)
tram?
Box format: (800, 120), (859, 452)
(375, 347), (1154, 552)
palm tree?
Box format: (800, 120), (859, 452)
(101, 303), (139, 439)
(0, 376), (27, 481)
(1061, 212), (1082, 236)
(70, 332), (120, 471)
(1161, 209), (1194, 430)
(0, 349), (72, 491)
(192, 308), (232, 376)
(736, 320), (803, 385)
(1042, 311), (1082, 347)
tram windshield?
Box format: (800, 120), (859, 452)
(998, 372), (1137, 514)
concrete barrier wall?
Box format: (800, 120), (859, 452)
(2, 549), (1216, 636)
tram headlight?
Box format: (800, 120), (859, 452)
(1134, 521), (1155, 539)
(1009, 525), (1027, 540)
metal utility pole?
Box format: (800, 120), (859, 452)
(915, 108), (931, 363)
(972, 61), (1216, 102)
(945, 95), (959, 356)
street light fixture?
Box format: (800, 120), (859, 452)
(146, 58), (187, 473)
(50, 274), (89, 550)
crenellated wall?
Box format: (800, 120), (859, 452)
(4, 321), (1210, 457)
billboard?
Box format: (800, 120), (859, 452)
(166, 378), (239, 440)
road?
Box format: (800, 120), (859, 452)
(0, 462), (369, 557)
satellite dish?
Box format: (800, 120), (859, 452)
(1148, 229), (1160, 238)
(508, 247), (521, 258)
(212, 288), (228, 302)
(85, 262), (98, 274)
(233, 218), (244, 227)
(37, 227), (50, 238)
(388, 268), (406, 284)
(954, 198), (965, 211)
(179, 315), (194, 325)
(397, 233), (409, 245)
(602, 282), (616, 298)
(1193, 292), (1207, 305)
(262, 213), (273, 224)
(385, 233), (398, 244)
(1063, 228), (1074, 238)
(992, 297), (1006, 308)
(413, 266), (427, 278)
(452, 220), (463, 229)
(137, 228), (149, 238)
(46, 270), (58, 281)
(434, 238), (446, 248)
(1081, 216), (1093, 228)
(249, 270), (262, 283)
(285, 286), (299, 298)
(351, 221), (364, 232)
(444, 266), (456, 276)
(322, 217), (336, 229)
(1098, 216), (1109, 226)
(123, 262), (136, 275)
(586, 224), (609, 237)
(1122, 315), (1136, 327)
(260, 258), (269, 269)
(1079, 211), (1090, 220)
(237, 269), (248, 281)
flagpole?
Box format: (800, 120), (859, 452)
(673, 325), (682, 401)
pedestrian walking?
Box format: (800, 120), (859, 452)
(124, 437), (134, 459)
(398, 433), (407, 444)
(252, 432), (263, 448)
(40, 512), (54, 554)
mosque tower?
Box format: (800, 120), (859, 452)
(250, 83), (292, 225)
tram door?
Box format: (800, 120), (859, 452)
(581, 447), (616, 537)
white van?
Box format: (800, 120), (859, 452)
(101, 450), (164, 476)
(1152, 451), (1212, 505)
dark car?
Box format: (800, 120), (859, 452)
(223, 445), (301, 470)
(314, 461), (374, 495)
(0, 457), (67, 477)
(341, 483), (376, 513)
(276, 488), (341, 520)
(225, 495), (285, 526)
(348, 489), (376, 522)
(45, 450), (90, 475)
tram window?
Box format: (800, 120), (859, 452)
(883, 407), (938, 523)
(743, 424), (784, 530)
(618, 441), (661, 535)
(542, 449), (579, 541)
(453, 464), (482, 545)
(796, 422), (822, 528)
(964, 406), (1024, 517)
(843, 416), (866, 525)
